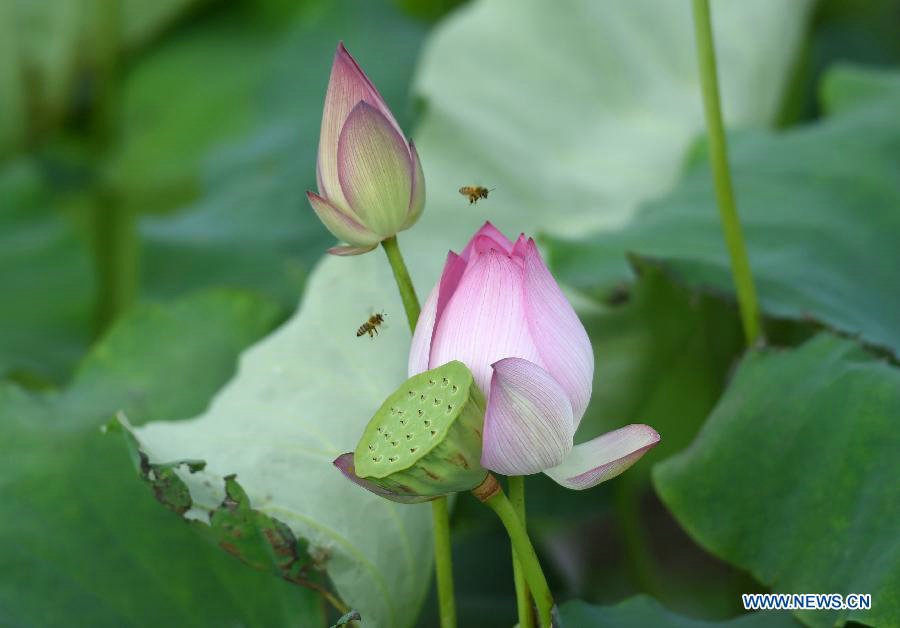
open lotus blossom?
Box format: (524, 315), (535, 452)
(409, 222), (660, 489)
(307, 42), (425, 256)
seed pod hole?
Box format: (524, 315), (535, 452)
(451, 384), (458, 393)
(406, 433), (413, 440)
(391, 441), (398, 447)
(424, 419), (431, 428)
(410, 447), (418, 454)
(430, 430), (437, 437)
(428, 379), (436, 386)
(441, 377), (449, 386)
(388, 456), (397, 463)
(417, 409), (424, 417)
(446, 404), (453, 413)
(419, 394), (426, 402)
(433, 398), (442, 407)
(407, 390), (415, 398)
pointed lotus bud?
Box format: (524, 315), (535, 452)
(309, 42), (425, 256)
(335, 361), (488, 501)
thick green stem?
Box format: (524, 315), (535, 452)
(613, 480), (659, 596)
(474, 476), (553, 628)
(380, 236), (456, 628)
(508, 476), (534, 628)
(381, 236), (421, 331)
(88, 0), (138, 333)
(691, 0), (762, 347)
(92, 193), (138, 331)
(430, 495), (456, 628)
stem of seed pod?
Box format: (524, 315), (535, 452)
(509, 476), (534, 628)
(473, 475), (553, 628)
(691, 0), (763, 347)
(380, 235), (456, 628)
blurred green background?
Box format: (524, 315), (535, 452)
(2, 0), (898, 626)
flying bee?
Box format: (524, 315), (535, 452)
(459, 185), (495, 205)
(357, 311), (386, 338)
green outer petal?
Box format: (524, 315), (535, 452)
(401, 140), (426, 231)
(337, 102), (413, 238)
(306, 191), (380, 249)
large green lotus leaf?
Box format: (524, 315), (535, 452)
(820, 62), (900, 115)
(654, 334), (900, 628)
(576, 261), (744, 474)
(545, 65), (900, 357)
(127, 1), (812, 625)
(0, 290), (330, 626)
(0, 160), (94, 384)
(559, 595), (799, 628)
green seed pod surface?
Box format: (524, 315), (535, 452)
(354, 360), (487, 496)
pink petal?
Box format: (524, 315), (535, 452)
(543, 425), (660, 490)
(481, 358), (575, 475)
(434, 251), (468, 332)
(333, 453), (434, 503)
(460, 221), (514, 260)
(408, 281), (439, 376)
(337, 102), (413, 237)
(472, 234), (511, 256)
(307, 191), (380, 249)
(401, 140), (426, 230)
(317, 42), (405, 212)
(409, 252), (466, 376)
(429, 249), (543, 395)
(511, 234), (527, 262)
(522, 239), (594, 426)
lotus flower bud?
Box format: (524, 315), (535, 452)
(308, 42), (425, 256)
(335, 361), (488, 501)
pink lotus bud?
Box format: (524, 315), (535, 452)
(308, 42), (425, 256)
(409, 222), (660, 488)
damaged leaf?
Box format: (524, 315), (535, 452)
(331, 609), (362, 627)
(115, 416), (338, 606)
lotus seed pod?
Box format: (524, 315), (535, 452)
(353, 360), (487, 497)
